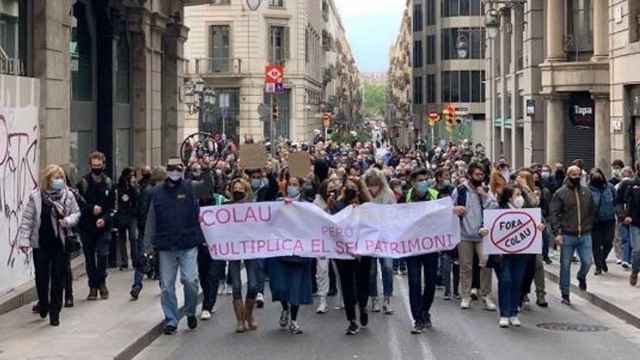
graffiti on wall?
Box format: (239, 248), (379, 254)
(0, 106), (39, 297)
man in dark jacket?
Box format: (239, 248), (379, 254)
(400, 168), (440, 334)
(77, 151), (115, 301)
(550, 165), (595, 305)
(144, 158), (215, 335)
(619, 163), (640, 287)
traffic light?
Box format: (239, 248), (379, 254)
(444, 104), (457, 133)
(272, 103), (279, 122)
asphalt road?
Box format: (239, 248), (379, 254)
(135, 274), (640, 360)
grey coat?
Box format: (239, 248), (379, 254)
(18, 189), (81, 249)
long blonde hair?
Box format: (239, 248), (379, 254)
(40, 164), (66, 192)
(363, 168), (396, 204)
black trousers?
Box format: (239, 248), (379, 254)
(592, 221), (615, 271)
(64, 255), (73, 300)
(336, 257), (371, 322)
(197, 245), (223, 311)
(406, 253), (438, 323)
(33, 244), (67, 316)
(519, 254), (537, 304)
(82, 231), (111, 289)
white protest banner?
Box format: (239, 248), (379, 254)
(200, 197), (460, 260)
(482, 208), (543, 255)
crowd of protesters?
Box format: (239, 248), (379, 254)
(17, 131), (640, 335)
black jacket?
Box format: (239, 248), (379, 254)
(549, 183), (595, 236)
(77, 173), (116, 234)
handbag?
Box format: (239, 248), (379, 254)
(64, 231), (82, 254)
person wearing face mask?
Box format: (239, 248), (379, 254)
(400, 168), (441, 334)
(618, 161), (640, 286)
(313, 180), (341, 314)
(265, 176), (314, 334)
(130, 166), (166, 300)
(589, 168), (617, 275)
(609, 160), (625, 186)
(363, 169), (396, 315)
(452, 162), (498, 312)
(115, 167), (140, 271)
(143, 158), (215, 335)
(331, 179), (373, 335)
(550, 166), (595, 305)
(615, 166), (636, 269)
(77, 151), (116, 301)
(482, 185), (543, 328)
(18, 165), (81, 326)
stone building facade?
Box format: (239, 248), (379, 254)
(0, 0), (190, 178)
(183, 0), (361, 144)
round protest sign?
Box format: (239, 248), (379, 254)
(489, 211), (538, 254)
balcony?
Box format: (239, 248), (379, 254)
(184, 58), (244, 78)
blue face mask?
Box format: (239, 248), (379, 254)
(287, 186), (300, 198)
(51, 178), (65, 192)
(416, 180), (430, 195)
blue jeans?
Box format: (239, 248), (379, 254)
(559, 234), (593, 296)
(229, 259), (259, 300)
(496, 255), (528, 317)
(369, 258), (393, 297)
(406, 253), (438, 323)
(159, 248), (199, 328)
(255, 259), (266, 294)
(630, 226), (640, 273)
(619, 224), (633, 263)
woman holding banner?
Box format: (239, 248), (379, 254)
(267, 176), (314, 334)
(227, 178), (261, 333)
(331, 178), (373, 335)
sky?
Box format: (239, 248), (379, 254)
(334, 0), (405, 73)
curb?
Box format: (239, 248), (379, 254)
(544, 269), (640, 330)
(0, 255), (86, 316)
(114, 292), (204, 360)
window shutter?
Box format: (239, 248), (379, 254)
(209, 26), (215, 59)
(267, 25), (273, 64)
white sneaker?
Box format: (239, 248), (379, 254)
(316, 297), (328, 314)
(509, 316), (521, 327)
(499, 317), (510, 328)
(200, 310), (212, 321)
(371, 297), (382, 313)
(211, 304), (217, 314)
(460, 298), (471, 309)
(483, 297), (497, 311)
(256, 293), (265, 308)
(224, 284), (232, 295)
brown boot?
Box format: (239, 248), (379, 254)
(631, 272), (638, 286)
(87, 288), (98, 301)
(99, 284), (109, 300)
(233, 300), (246, 333)
(244, 299), (258, 331)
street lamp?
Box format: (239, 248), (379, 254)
(246, 0), (262, 11)
(184, 79), (218, 133)
(485, 8), (500, 39)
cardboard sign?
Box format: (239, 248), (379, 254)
(239, 143), (267, 169)
(288, 151), (310, 178)
(483, 208), (542, 255)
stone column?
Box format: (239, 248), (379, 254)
(592, 0), (609, 61)
(511, 6), (523, 167)
(129, 8), (152, 167)
(500, 12), (508, 154)
(163, 21), (189, 163)
(593, 94), (611, 174)
(545, 0), (565, 62)
(545, 95), (565, 165)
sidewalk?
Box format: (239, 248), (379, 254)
(544, 251), (640, 329)
(0, 269), (185, 360)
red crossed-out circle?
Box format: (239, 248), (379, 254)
(489, 211), (538, 254)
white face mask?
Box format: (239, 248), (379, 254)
(168, 170), (183, 182)
(512, 196), (525, 209)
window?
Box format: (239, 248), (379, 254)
(413, 40), (423, 68)
(208, 0), (230, 4)
(268, 0), (284, 8)
(426, 74), (436, 103)
(442, 0), (482, 17)
(305, 28), (309, 63)
(567, 0), (593, 60)
(0, 0), (27, 75)
(414, 76), (423, 105)
(209, 25), (230, 72)
(426, 0), (436, 25)
(441, 71), (485, 103)
(263, 90), (291, 140)
(426, 35), (436, 64)
(71, 1), (93, 101)
(269, 25), (289, 65)
(442, 28), (484, 60)
(413, 4), (423, 32)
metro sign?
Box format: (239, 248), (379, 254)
(265, 65), (284, 85)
